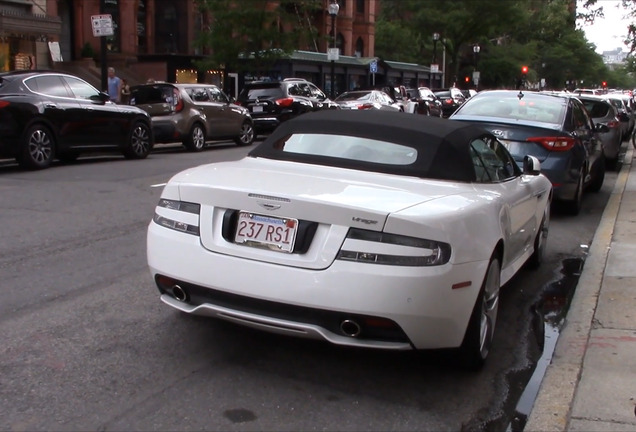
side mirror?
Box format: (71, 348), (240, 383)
(523, 155), (541, 175)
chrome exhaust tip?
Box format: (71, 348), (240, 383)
(172, 284), (188, 302)
(340, 319), (361, 337)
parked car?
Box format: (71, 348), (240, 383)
(147, 110), (552, 370)
(404, 87), (444, 117)
(130, 83), (254, 151)
(461, 89), (478, 100)
(450, 90), (606, 214)
(0, 70), (153, 169)
(235, 78), (338, 134)
(432, 87), (467, 117)
(334, 90), (403, 111)
(576, 94), (624, 170)
(603, 93), (633, 141)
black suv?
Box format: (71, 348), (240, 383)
(433, 87), (467, 117)
(236, 78), (339, 133)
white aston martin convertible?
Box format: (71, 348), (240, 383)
(147, 109), (552, 369)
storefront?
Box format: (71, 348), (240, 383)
(0, 3), (62, 71)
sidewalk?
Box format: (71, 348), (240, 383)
(525, 146), (636, 431)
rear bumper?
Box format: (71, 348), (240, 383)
(147, 221), (488, 351)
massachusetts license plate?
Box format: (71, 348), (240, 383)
(234, 212), (298, 253)
(252, 105), (263, 113)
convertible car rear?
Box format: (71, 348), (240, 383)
(147, 110), (552, 369)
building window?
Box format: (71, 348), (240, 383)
(355, 37), (363, 57)
(137, 0), (147, 53)
(356, 0), (364, 14)
(102, 0), (120, 53)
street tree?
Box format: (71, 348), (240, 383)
(193, 0), (321, 76)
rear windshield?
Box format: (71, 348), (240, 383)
(272, 133), (418, 165)
(242, 86), (285, 99)
(457, 94), (566, 125)
(130, 85), (173, 105)
(434, 91), (451, 98)
(335, 92), (372, 101)
(582, 100), (611, 118)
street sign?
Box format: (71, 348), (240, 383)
(370, 60), (378, 74)
(472, 71), (480, 81)
(91, 14), (114, 37)
(430, 64), (439, 73)
(327, 48), (339, 61)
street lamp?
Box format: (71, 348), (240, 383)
(473, 44), (480, 90)
(328, 1), (339, 99)
(431, 32), (440, 88)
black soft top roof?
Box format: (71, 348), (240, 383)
(249, 110), (493, 182)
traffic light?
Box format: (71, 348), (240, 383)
(521, 65), (528, 75)
(602, 81), (607, 88)
(465, 76), (470, 83)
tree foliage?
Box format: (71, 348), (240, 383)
(375, 0), (635, 90)
(193, 0), (321, 73)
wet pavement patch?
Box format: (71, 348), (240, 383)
(506, 258), (583, 432)
(223, 408), (257, 423)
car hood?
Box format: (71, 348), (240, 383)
(165, 157), (477, 269)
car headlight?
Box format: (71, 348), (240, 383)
(153, 198), (200, 235)
(337, 228), (451, 266)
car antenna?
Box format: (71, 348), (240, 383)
(517, 91), (524, 100)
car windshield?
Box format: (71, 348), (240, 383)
(457, 93), (566, 125)
(273, 133), (417, 165)
(335, 92), (372, 101)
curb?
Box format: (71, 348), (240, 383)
(524, 146), (633, 431)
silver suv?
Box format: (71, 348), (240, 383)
(130, 83), (254, 151)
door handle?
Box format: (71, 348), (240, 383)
(45, 103), (58, 109)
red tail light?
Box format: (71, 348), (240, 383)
(275, 97), (294, 108)
(607, 118), (620, 129)
(0, 100), (9, 108)
(357, 103), (375, 110)
(444, 98), (453, 105)
(234, 100), (242, 106)
(526, 136), (575, 152)
(173, 88), (184, 112)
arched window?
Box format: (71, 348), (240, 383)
(336, 33), (345, 54)
(355, 37), (363, 57)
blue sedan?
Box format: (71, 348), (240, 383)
(449, 90), (606, 215)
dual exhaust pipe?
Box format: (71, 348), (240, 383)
(170, 283), (362, 338)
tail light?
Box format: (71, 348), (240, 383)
(526, 136), (575, 152)
(0, 100), (9, 108)
(357, 103), (375, 110)
(444, 98), (453, 105)
(172, 88), (184, 112)
(606, 118), (620, 129)
(275, 98), (294, 108)
(234, 100), (242, 106)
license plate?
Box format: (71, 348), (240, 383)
(234, 212), (298, 253)
(252, 105), (263, 113)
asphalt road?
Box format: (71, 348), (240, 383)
(0, 140), (621, 431)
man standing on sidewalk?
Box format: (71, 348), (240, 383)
(107, 67), (122, 104)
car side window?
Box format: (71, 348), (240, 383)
(287, 84), (301, 96)
(63, 76), (101, 100)
(187, 87), (210, 102)
(308, 83), (326, 100)
(572, 101), (592, 131)
(28, 75), (73, 98)
(470, 137), (517, 182)
(206, 86), (226, 103)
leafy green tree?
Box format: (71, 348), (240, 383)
(193, 0), (321, 75)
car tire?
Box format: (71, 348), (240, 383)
(18, 123), (55, 170)
(234, 120), (255, 146)
(57, 151), (80, 163)
(184, 123), (206, 152)
(587, 156), (605, 193)
(123, 121), (152, 159)
(458, 256), (501, 371)
(528, 204), (550, 269)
